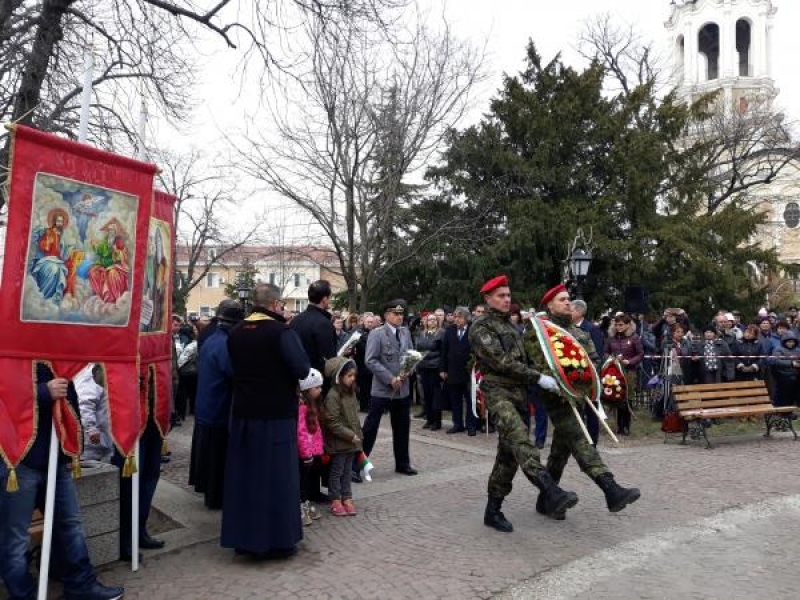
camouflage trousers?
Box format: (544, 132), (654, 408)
(541, 393), (610, 482)
(483, 382), (546, 498)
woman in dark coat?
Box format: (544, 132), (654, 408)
(415, 313), (444, 430)
(604, 314), (644, 435)
(733, 325), (764, 382)
(221, 284), (311, 559)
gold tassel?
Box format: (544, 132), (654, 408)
(122, 454), (138, 478)
(6, 468), (19, 492)
(161, 439), (169, 455)
(72, 456), (82, 480)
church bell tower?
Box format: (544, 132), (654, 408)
(665, 0), (777, 112)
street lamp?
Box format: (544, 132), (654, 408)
(569, 247), (592, 299)
(237, 281), (250, 312)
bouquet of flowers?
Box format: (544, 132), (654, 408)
(552, 331), (594, 385)
(399, 349), (426, 377)
(600, 357), (627, 404)
(337, 331), (362, 356)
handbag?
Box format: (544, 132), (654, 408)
(661, 411), (683, 433)
(179, 354), (197, 377)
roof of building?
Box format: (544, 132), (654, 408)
(175, 244), (340, 267)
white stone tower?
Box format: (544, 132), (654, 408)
(665, 0), (777, 111)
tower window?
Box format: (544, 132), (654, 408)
(676, 35), (685, 83)
(784, 202), (800, 229)
(736, 19), (751, 76)
(698, 23), (720, 81)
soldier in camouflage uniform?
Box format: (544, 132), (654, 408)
(469, 275), (580, 532)
(526, 284), (640, 520)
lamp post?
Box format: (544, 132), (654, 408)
(237, 280), (250, 313)
(569, 247), (592, 299)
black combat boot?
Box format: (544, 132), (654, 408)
(531, 470), (578, 518)
(535, 468), (567, 520)
(484, 495), (514, 533)
(594, 473), (640, 512)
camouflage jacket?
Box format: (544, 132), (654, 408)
(523, 313), (599, 400)
(469, 308), (542, 386)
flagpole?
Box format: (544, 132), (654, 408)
(37, 46), (95, 600)
(131, 93), (147, 574)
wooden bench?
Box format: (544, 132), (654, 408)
(672, 380), (797, 448)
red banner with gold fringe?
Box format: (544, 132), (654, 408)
(0, 125), (157, 479)
(138, 191), (177, 438)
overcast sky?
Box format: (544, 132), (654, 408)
(177, 0), (799, 137)
(157, 0), (799, 235)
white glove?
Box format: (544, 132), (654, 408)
(537, 374), (559, 392)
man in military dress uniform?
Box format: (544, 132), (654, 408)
(469, 275), (580, 532)
(526, 283), (640, 520)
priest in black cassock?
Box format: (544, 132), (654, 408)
(221, 283), (311, 559)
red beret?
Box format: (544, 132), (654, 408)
(540, 283), (568, 306)
(480, 274), (509, 295)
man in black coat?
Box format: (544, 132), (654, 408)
(571, 299), (605, 446)
(289, 279), (337, 499)
(440, 306), (478, 435)
(290, 280), (337, 379)
(222, 283), (311, 558)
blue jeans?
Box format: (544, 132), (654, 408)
(0, 462), (95, 599)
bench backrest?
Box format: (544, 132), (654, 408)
(673, 380), (771, 412)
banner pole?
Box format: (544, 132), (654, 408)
(36, 422), (60, 600)
(131, 91), (147, 574)
(38, 42), (95, 600)
(77, 49), (94, 143)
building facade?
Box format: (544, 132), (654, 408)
(177, 245), (346, 318)
(666, 0), (800, 268)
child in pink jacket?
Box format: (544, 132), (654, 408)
(298, 368), (325, 526)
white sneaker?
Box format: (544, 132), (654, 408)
(301, 502), (312, 526)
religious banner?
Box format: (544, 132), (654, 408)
(0, 125), (157, 484)
(138, 191), (177, 439)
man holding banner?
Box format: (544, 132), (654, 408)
(0, 365), (124, 600)
(525, 283), (640, 520)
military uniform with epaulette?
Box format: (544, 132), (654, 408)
(469, 275), (581, 532)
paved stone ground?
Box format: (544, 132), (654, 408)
(84, 415), (800, 600)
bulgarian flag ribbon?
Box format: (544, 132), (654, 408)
(529, 312), (601, 404)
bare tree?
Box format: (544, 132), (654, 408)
(234, 9), (485, 310)
(580, 14), (800, 216)
(693, 97), (800, 214)
(156, 148), (264, 314)
(0, 0), (409, 213)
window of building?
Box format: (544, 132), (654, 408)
(207, 248), (217, 261)
(736, 19), (751, 77)
(296, 299), (307, 312)
(698, 23), (720, 80)
(269, 272), (276, 285)
(676, 35), (685, 83)
(206, 272), (220, 288)
(199, 306), (212, 316)
(784, 202), (800, 229)
(294, 273), (301, 288)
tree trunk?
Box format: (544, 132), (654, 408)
(0, 0), (75, 214)
(12, 0), (75, 125)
